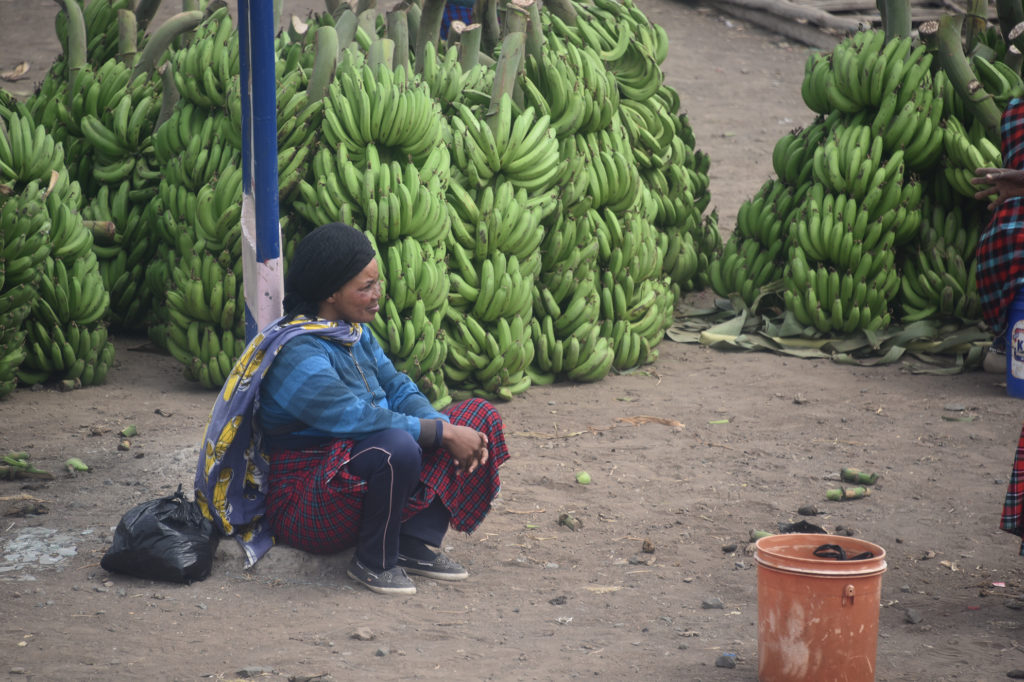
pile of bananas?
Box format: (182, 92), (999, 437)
(0, 91), (115, 392)
(2, 0), (718, 404)
(717, 25), (1002, 335)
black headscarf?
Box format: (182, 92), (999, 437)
(282, 222), (377, 319)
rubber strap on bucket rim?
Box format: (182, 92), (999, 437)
(813, 543), (875, 561)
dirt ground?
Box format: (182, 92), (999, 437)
(3, 1), (1024, 680)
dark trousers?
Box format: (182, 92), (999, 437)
(346, 428), (451, 570)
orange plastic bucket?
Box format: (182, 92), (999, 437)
(755, 533), (887, 682)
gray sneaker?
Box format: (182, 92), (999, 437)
(397, 551), (469, 581)
(347, 557), (417, 595)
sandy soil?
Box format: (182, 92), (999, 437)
(3, 2), (1024, 681)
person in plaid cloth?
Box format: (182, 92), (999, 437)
(196, 222), (508, 595)
(972, 98), (1024, 553)
(973, 97), (1024, 336)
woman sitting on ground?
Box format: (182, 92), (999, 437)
(195, 222), (510, 594)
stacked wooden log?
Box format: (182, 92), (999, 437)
(693, 0), (990, 49)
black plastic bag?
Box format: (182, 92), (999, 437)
(101, 484), (219, 584)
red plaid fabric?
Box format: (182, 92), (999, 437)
(1001, 423), (1024, 554)
(265, 398), (509, 554)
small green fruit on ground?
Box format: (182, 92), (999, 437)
(576, 471), (591, 485)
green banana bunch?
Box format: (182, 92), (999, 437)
(170, 6), (238, 111)
(536, 32), (621, 136)
(707, 233), (784, 307)
(162, 244), (244, 389)
(942, 116), (1002, 198)
(522, 45), (602, 139)
(371, 298), (448, 382)
(448, 179), (553, 266)
(153, 101), (209, 164)
(442, 306), (533, 400)
(0, 180), (52, 290)
(771, 122), (826, 187)
(570, 0), (666, 103)
(341, 143), (451, 246)
(569, 130), (640, 212)
(660, 229), (701, 292)
(294, 144), (359, 229)
(323, 54), (444, 167)
(194, 163), (244, 252)
(807, 31), (923, 118)
(783, 245), (892, 335)
(971, 53), (1024, 112)
(532, 313), (616, 383)
(0, 108), (66, 186)
(419, 41), (492, 111)
(734, 178), (801, 247)
(82, 178), (165, 330)
(898, 199), (983, 324)
(380, 237), (452, 316)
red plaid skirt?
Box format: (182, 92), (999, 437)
(1001, 422), (1024, 554)
(265, 398), (509, 554)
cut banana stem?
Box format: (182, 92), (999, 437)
(825, 486), (870, 501)
(840, 467), (879, 485)
(457, 22), (482, 70)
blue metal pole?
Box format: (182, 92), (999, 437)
(238, 0), (283, 342)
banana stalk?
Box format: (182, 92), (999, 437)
(1008, 44), (1024, 75)
(155, 61), (179, 130)
(368, 36), (395, 71)
(1009, 23), (1024, 58)
(307, 25), (339, 104)
(477, 0), (500, 56)
(135, 0), (162, 33)
(964, 0), (989, 53)
(825, 486), (870, 501)
(406, 2), (422, 54)
(386, 9), (410, 71)
(920, 15), (1003, 141)
(132, 10), (204, 79)
(840, 467), (879, 485)
(336, 8), (359, 52)
(503, 1), (529, 36)
(325, 0), (347, 19)
(457, 22), (483, 71)
(415, 0), (447, 73)
(358, 8), (378, 48)
(117, 9), (138, 65)
(0, 465), (54, 481)
(84, 220), (117, 245)
(489, 31), (525, 112)
(522, 0), (545, 68)
(543, 0), (577, 26)
(57, 0), (88, 95)
(880, 0), (910, 41)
